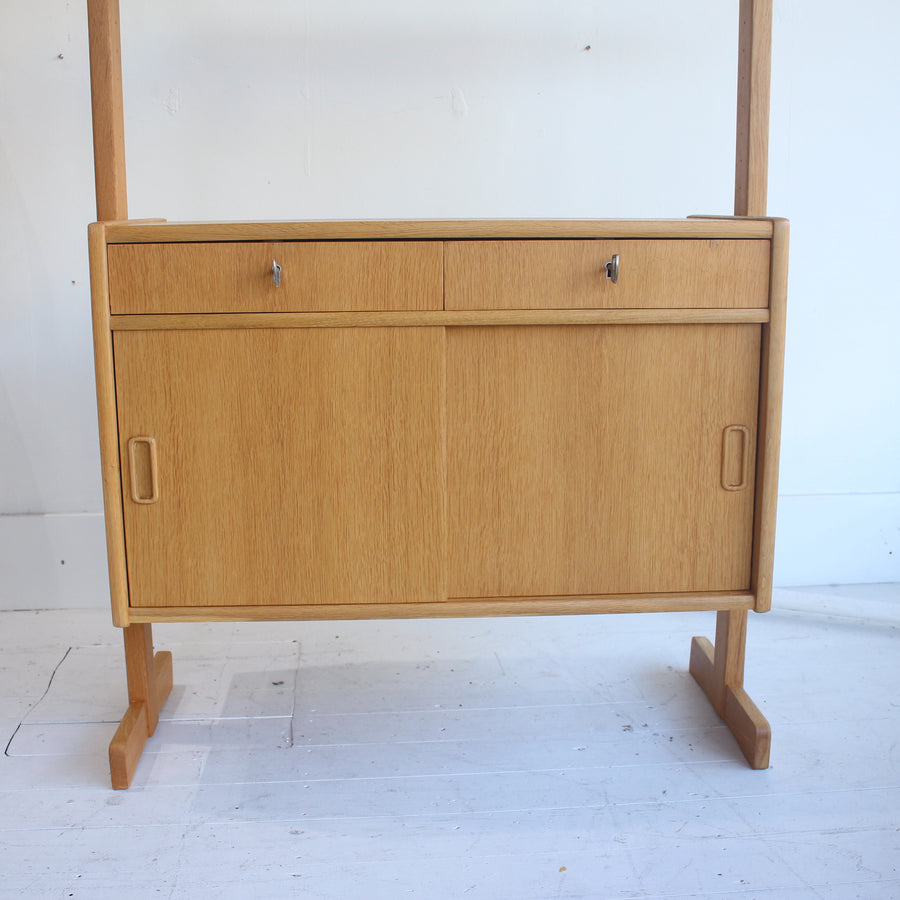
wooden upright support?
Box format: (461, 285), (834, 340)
(87, 0), (128, 220)
(734, 0), (773, 217)
(108, 625), (174, 789)
(690, 612), (771, 768)
(690, 0), (775, 769)
(88, 0), (173, 788)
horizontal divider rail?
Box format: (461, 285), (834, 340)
(109, 309), (771, 331)
(100, 218), (777, 244)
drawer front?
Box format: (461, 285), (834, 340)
(107, 241), (443, 314)
(444, 239), (770, 310)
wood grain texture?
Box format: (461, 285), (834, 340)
(689, 616), (771, 770)
(113, 327), (446, 609)
(122, 624), (160, 733)
(108, 701), (147, 790)
(447, 324), (761, 599)
(735, 0), (773, 217)
(109, 624), (173, 788)
(724, 684), (772, 769)
(107, 241), (442, 315)
(87, 0), (127, 220)
(122, 624), (154, 723)
(102, 219), (776, 244)
(125, 592), (755, 623)
(109, 648), (173, 789)
(109, 308), (770, 332)
(88, 223), (130, 626)
(716, 609), (748, 699)
(445, 240), (770, 310)
(751, 219), (789, 611)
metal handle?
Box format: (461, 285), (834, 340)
(128, 436), (159, 504)
(605, 254), (619, 284)
(272, 259), (282, 287)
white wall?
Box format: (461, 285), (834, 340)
(0, 0), (897, 610)
(767, 0), (900, 585)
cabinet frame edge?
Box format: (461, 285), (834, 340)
(126, 592), (755, 623)
(89, 222), (131, 626)
(751, 218), (788, 611)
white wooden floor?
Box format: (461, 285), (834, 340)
(1, 584), (898, 899)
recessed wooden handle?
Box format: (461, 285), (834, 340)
(128, 436), (159, 504)
(721, 425), (750, 491)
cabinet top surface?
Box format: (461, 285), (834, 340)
(97, 218), (778, 244)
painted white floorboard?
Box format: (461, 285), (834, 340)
(0, 586), (898, 899)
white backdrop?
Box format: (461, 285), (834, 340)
(1, 0), (898, 609)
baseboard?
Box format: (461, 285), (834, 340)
(0, 513), (109, 610)
(773, 492), (900, 587)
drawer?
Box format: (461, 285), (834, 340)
(107, 241), (443, 314)
(444, 239), (770, 310)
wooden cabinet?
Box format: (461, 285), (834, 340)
(86, 0), (784, 790)
(91, 217), (787, 786)
(92, 218), (785, 627)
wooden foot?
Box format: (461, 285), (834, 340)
(689, 610), (770, 769)
(109, 624), (173, 789)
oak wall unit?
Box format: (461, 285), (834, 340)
(87, 1), (787, 788)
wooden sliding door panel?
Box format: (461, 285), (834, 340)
(444, 240), (770, 310)
(447, 324), (761, 598)
(108, 241), (443, 314)
(114, 327), (446, 608)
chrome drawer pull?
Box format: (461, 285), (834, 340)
(605, 254), (620, 284)
(272, 259), (282, 287)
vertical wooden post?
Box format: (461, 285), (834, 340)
(86, 0), (170, 788)
(690, 611), (771, 769)
(109, 625), (173, 789)
(689, 0), (775, 770)
(734, 0), (773, 217)
(87, 0), (174, 789)
(87, 0), (128, 220)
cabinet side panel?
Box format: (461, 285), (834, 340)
(752, 222), (788, 610)
(113, 327), (446, 609)
(447, 324), (761, 598)
(89, 225), (130, 625)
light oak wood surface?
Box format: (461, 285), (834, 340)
(102, 218), (776, 244)
(735, 0), (773, 217)
(88, 224), (130, 626)
(750, 218), (789, 611)
(113, 327), (447, 609)
(109, 307), (770, 332)
(108, 623), (173, 788)
(445, 240), (770, 310)
(690, 609), (771, 768)
(125, 593), (755, 623)
(108, 241), (443, 315)
(447, 324), (761, 599)
(87, 0), (127, 220)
